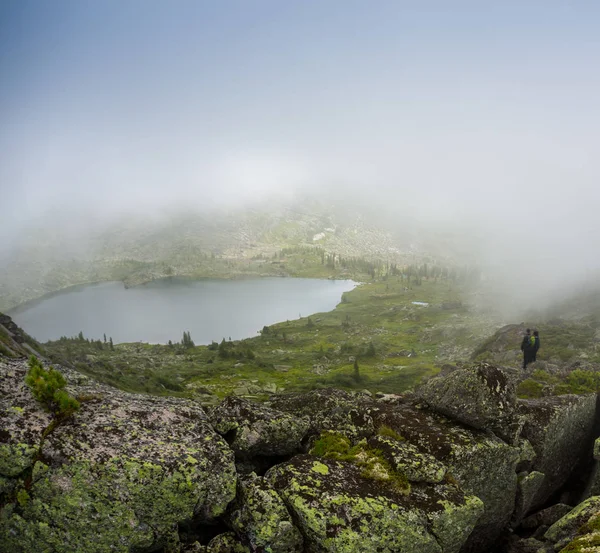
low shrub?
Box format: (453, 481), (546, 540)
(25, 356), (80, 417)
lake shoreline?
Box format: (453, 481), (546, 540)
(10, 277), (358, 345)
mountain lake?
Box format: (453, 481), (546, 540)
(9, 277), (357, 344)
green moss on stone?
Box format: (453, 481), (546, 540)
(0, 443), (38, 477)
(377, 425), (405, 441)
(0, 453), (236, 553)
(310, 431), (410, 494)
(312, 461), (330, 475)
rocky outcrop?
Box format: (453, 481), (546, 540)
(0, 313), (42, 359)
(0, 357), (237, 553)
(3, 348), (600, 553)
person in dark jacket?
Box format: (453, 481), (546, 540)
(521, 328), (533, 369)
(520, 329), (531, 352)
(532, 330), (540, 362)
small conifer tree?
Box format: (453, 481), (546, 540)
(353, 358), (360, 382)
(25, 356), (80, 418)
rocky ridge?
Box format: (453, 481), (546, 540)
(2, 319), (600, 552)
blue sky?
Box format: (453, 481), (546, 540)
(1, 1), (600, 279)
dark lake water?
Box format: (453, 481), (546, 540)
(10, 278), (356, 344)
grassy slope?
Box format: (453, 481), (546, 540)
(44, 278), (494, 402)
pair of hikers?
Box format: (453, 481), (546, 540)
(521, 328), (540, 369)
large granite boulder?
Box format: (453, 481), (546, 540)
(0, 357), (237, 553)
(269, 388), (375, 442)
(265, 454), (483, 553)
(208, 396), (309, 459)
(371, 401), (521, 552)
(519, 393), (597, 511)
(415, 363), (521, 443)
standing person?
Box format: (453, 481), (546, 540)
(532, 330), (540, 362)
(521, 328), (532, 369)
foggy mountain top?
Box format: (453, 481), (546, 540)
(1, 2), (600, 313)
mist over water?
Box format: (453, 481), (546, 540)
(1, 2), (600, 317)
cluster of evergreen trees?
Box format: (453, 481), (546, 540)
(55, 332), (114, 350)
(181, 331), (195, 349)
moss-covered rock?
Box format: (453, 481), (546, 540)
(266, 454), (481, 553)
(228, 472), (303, 553)
(367, 434), (447, 483)
(519, 394), (597, 511)
(557, 511), (600, 552)
(0, 357), (237, 553)
(545, 496), (600, 547)
(0, 359), (54, 467)
(206, 532), (251, 553)
(208, 396), (309, 459)
(426, 495), (484, 553)
(269, 388), (375, 442)
(372, 401), (520, 552)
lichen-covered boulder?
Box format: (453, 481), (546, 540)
(415, 363), (520, 443)
(544, 496), (600, 548)
(372, 401), (520, 553)
(552, 511), (600, 552)
(269, 388), (375, 442)
(227, 473), (303, 553)
(0, 357), (237, 553)
(266, 454), (482, 553)
(519, 394), (597, 511)
(0, 358), (54, 478)
(367, 435), (447, 483)
(180, 543), (207, 553)
(206, 532), (251, 553)
(208, 396), (309, 459)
